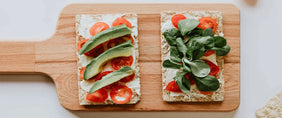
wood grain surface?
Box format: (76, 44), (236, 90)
(0, 4), (240, 111)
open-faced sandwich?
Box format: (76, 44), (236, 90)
(161, 11), (231, 102)
(76, 14), (140, 105)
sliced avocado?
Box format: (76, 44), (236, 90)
(89, 66), (135, 94)
(84, 40), (134, 80)
(78, 24), (132, 55)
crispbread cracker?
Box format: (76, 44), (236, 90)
(256, 91), (282, 118)
(76, 14), (140, 105)
(161, 11), (225, 102)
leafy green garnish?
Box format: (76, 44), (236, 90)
(175, 38), (188, 57)
(194, 75), (220, 92)
(183, 59), (210, 78)
(178, 19), (199, 36)
(211, 45), (231, 56)
(162, 59), (181, 69)
(162, 18), (231, 92)
(202, 28), (214, 36)
(170, 46), (182, 63)
(174, 70), (191, 93)
(164, 28), (181, 46)
(213, 36), (227, 47)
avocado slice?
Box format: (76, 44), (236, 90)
(89, 66), (135, 94)
(84, 40), (134, 80)
(78, 24), (132, 55)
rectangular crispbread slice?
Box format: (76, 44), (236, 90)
(75, 14), (140, 105)
(161, 11), (225, 102)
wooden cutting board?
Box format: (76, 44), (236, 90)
(0, 4), (240, 111)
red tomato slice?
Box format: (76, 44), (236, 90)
(94, 71), (118, 89)
(203, 59), (219, 76)
(86, 88), (108, 102)
(110, 85), (133, 104)
(203, 50), (216, 56)
(185, 73), (195, 85)
(171, 14), (186, 29)
(199, 90), (213, 95)
(111, 56), (134, 70)
(165, 81), (182, 93)
(197, 17), (218, 32)
(80, 67), (86, 80)
(89, 22), (110, 36)
(77, 39), (89, 51)
(120, 74), (135, 83)
(107, 35), (134, 49)
(84, 44), (105, 58)
(112, 17), (132, 28)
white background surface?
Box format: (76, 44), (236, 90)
(0, 0), (281, 118)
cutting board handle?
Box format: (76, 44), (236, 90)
(0, 41), (36, 74)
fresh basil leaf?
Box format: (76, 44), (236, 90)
(174, 70), (190, 93)
(194, 75), (220, 92)
(178, 19), (199, 36)
(184, 59), (210, 78)
(164, 28), (181, 46)
(211, 45), (231, 56)
(170, 46), (182, 63)
(213, 36), (227, 47)
(162, 59), (181, 69)
(202, 28), (214, 36)
(175, 37), (188, 57)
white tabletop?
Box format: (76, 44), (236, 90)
(0, 0), (281, 118)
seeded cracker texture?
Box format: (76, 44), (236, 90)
(256, 91), (282, 118)
(161, 11), (225, 102)
(75, 14), (140, 105)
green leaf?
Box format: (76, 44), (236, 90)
(162, 59), (181, 69)
(211, 45), (231, 56)
(202, 28), (214, 36)
(175, 37), (188, 57)
(178, 19), (199, 36)
(164, 28), (181, 46)
(183, 59), (210, 78)
(194, 75), (220, 92)
(186, 36), (213, 60)
(174, 70), (190, 93)
(213, 36), (227, 47)
(181, 58), (191, 73)
(89, 66), (134, 94)
(170, 46), (182, 63)
(193, 46), (206, 60)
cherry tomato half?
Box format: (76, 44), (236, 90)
(107, 35), (134, 49)
(84, 44), (105, 58)
(77, 39), (89, 51)
(94, 71), (119, 89)
(197, 17), (218, 32)
(203, 59), (219, 76)
(185, 73), (195, 85)
(120, 74), (135, 83)
(171, 14), (186, 29)
(199, 90), (214, 95)
(203, 50), (216, 57)
(80, 67), (86, 80)
(111, 56), (134, 70)
(89, 22), (110, 36)
(110, 85), (133, 104)
(86, 88), (108, 102)
(165, 81), (182, 93)
(112, 17), (132, 28)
